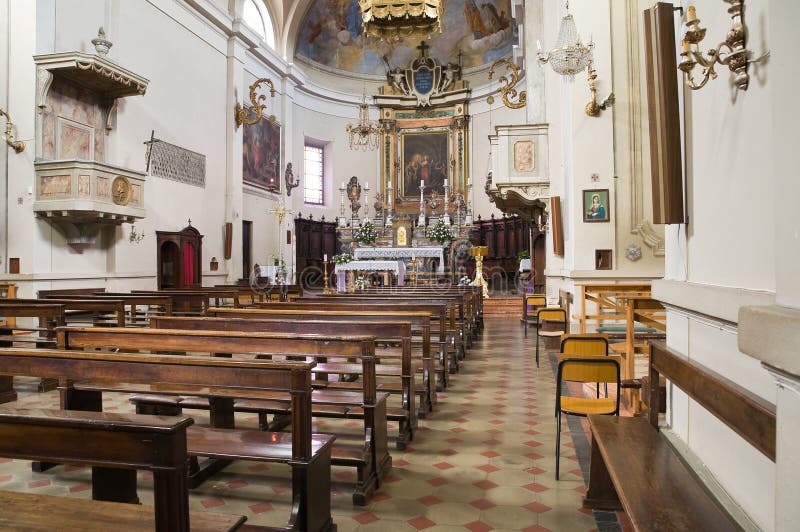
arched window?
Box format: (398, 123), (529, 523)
(243, 0), (275, 49)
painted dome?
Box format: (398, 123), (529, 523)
(295, 0), (516, 76)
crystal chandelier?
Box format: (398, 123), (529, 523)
(537, 2), (593, 80)
(358, 0), (443, 39)
(346, 94), (380, 151)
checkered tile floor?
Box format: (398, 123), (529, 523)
(0, 317), (606, 531)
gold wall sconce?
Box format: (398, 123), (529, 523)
(584, 60), (614, 117)
(678, 1), (768, 91)
(0, 108), (25, 153)
(487, 58), (527, 109)
(234, 77), (276, 129)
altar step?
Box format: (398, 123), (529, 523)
(482, 296), (521, 317)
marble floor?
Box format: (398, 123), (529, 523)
(0, 317), (615, 531)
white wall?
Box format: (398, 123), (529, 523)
(654, 0), (779, 529)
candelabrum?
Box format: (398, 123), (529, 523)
(338, 182), (347, 227)
(362, 182), (370, 225)
(442, 177), (451, 226)
(418, 182), (426, 227)
(322, 258), (333, 294)
(385, 183), (393, 226)
(678, 2), (767, 92)
(410, 258), (418, 286)
(465, 180), (473, 226)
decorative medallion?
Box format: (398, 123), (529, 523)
(625, 243), (643, 262)
(111, 175), (132, 206)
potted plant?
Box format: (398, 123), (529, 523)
(354, 220), (377, 246)
(426, 219), (452, 244)
(517, 250), (530, 261)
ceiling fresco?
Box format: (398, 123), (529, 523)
(295, 0), (515, 76)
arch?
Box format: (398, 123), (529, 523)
(242, 0), (276, 49)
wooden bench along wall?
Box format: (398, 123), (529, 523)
(0, 408), (246, 531)
(584, 340), (776, 531)
(150, 315), (418, 448)
(0, 347), (334, 531)
(207, 307), (438, 413)
(56, 326), (389, 505)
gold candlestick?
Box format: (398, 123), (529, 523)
(322, 260), (332, 294)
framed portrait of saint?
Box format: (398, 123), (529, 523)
(583, 189), (610, 223)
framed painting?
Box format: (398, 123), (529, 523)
(243, 114), (281, 193)
(583, 189), (610, 223)
(514, 140), (535, 172)
(400, 130), (450, 199)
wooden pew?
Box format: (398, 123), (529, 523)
(37, 287), (106, 297)
(0, 283), (17, 327)
(150, 315), (417, 449)
(0, 408), (245, 531)
(207, 307), (437, 415)
(40, 293), (173, 326)
(584, 340), (775, 531)
(276, 299), (458, 379)
(5, 298), (126, 327)
(0, 347), (335, 531)
(0, 301), (67, 396)
(56, 326), (390, 505)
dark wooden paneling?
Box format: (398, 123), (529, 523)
(294, 217), (339, 288)
(550, 197), (564, 257)
(644, 3), (685, 224)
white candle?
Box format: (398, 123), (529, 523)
(364, 182), (369, 191)
(324, 254), (327, 262)
(468, 178), (472, 186)
(444, 179), (448, 189)
(536, 39), (542, 52)
(420, 180), (424, 187)
(340, 182), (346, 191)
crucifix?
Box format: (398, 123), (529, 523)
(269, 198), (294, 281)
(417, 40), (430, 58)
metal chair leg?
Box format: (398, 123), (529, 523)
(555, 411), (562, 480)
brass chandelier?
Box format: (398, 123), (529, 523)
(346, 94), (381, 151)
(358, 0), (443, 39)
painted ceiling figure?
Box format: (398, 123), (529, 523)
(464, 0), (489, 39)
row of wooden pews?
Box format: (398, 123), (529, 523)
(0, 283), (482, 529)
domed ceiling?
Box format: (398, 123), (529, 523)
(295, 0), (516, 76)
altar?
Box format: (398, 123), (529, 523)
(353, 247), (445, 274)
(335, 260), (406, 291)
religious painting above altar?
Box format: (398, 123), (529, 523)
(401, 130), (449, 198)
(295, 0), (515, 76)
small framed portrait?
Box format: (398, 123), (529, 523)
(583, 189), (610, 223)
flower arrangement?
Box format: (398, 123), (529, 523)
(517, 250), (530, 260)
(355, 274), (368, 290)
(354, 220), (377, 245)
(458, 275), (472, 286)
(333, 253), (353, 265)
(426, 219), (452, 244)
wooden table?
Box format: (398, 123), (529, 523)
(574, 283), (652, 333)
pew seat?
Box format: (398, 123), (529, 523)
(0, 491), (245, 532)
(585, 415), (739, 531)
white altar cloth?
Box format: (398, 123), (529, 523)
(518, 259), (531, 272)
(335, 260), (406, 289)
(353, 247), (445, 273)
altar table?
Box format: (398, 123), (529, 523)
(353, 247), (445, 274)
(335, 260), (406, 291)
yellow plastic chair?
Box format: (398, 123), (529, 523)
(522, 294), (547, 338)
(560, 333), (610, 397)
(555, 354), (621, 479)
(534, 308), (568, 367)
